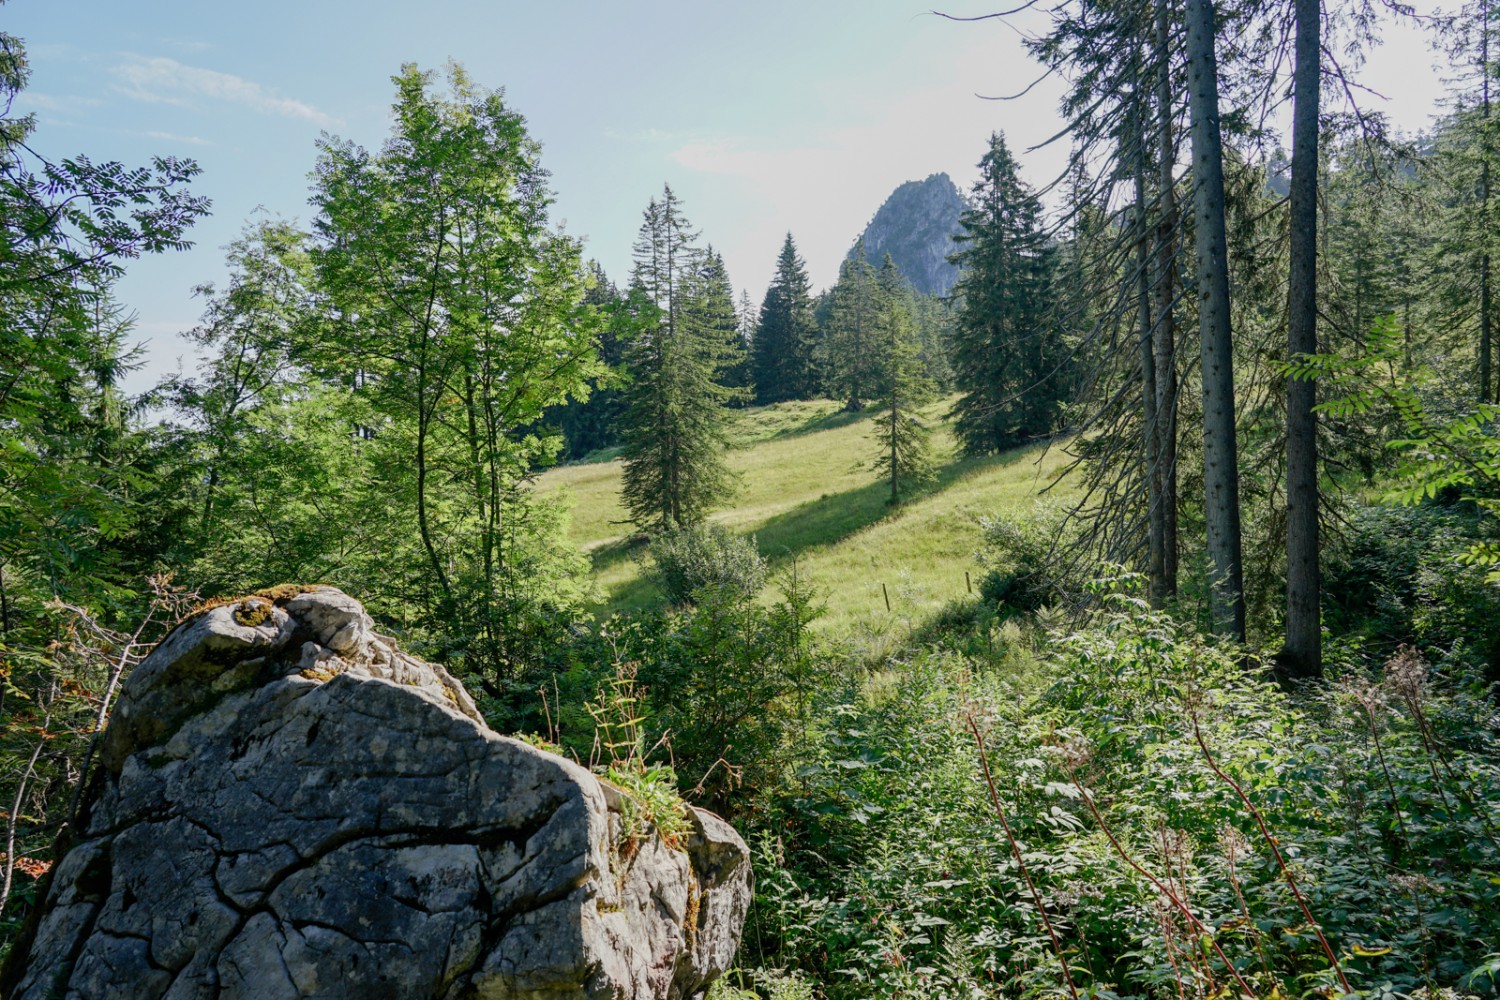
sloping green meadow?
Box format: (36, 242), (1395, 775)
(538, 398), (1075, 635)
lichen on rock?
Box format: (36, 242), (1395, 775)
(2, 585), (751, 1000)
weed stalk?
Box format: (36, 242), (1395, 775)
(964, 712), (1080, 1000)
(1190, 718), (1351, 995)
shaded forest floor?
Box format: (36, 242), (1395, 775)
(537, 397), (1076, 635)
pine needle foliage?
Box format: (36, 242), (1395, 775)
(820, 238), (884, 412)
(619, 187), (742, 532)
(752, 233), (820, 404)
(869, 258), (937, 504)
(948, 132), (1066, 456)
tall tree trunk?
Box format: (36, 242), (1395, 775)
(1283, 0), (1322, 677)
(1134, 62), (1165, 605)
(1185, 0), (1246, 639)
(1155, 0), (1181, 600)
(415, 384), (453, 607)
(890, 400), (899, 503)
(1482, 2), (1492, 403)
(0, 560), (9, 642)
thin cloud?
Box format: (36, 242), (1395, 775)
(112, 55), (338, 127)
(604, 126), (701, 144)
(18, 92), (103, 114)
(159, 37), (214, 54)
(143, 129), (212, 147)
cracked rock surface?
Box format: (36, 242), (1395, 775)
(4, 586), (751, 1000)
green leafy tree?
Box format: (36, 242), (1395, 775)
(751, 233), (819, 403)
(309, 62), (602, 676)
(0, 20), (206, 638)
(0, 18), (206, 948)
(948, 133), (1065, 455)
(168, 219), (314, 538)
(548, 262), (629, 460)
(619, 187), (740, 531)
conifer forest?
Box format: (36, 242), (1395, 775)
(7, 1), (1500, 996)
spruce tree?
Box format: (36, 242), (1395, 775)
(721, 287), (757, 396)
(1184, 0), (1246, 641)
(751, 233), (819, 403)
(619, 187), (739, 531)
(870, 257), (936, 503)
(948, 132), (1064, 455)
(910, 290), (955, 392)
(820, 238), (882, 411)
(694, 248), (749, 397)
(549, 262), (628, 460)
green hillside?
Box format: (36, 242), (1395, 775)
(538, 397), (1075, 635)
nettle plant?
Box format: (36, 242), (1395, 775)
(747, 602), (1500, 999)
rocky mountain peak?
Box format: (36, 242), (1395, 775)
(851, 172), (966, 296)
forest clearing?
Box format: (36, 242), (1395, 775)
(541, 397), (1076, 633)
(6, 0), (1500, 996)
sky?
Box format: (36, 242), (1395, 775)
(10, 0), (1453, 391)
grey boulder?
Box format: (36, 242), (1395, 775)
(4, 585), (751, 999)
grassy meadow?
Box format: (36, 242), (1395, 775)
(537, 397), (1076, 635)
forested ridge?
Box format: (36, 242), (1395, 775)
(5, 0), (1500, 995)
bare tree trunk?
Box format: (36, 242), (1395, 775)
(1133, 58), (1165, 605)
(1155, 0), (1181, 600)
(1283, 0), (1322, 677)
(1482, 2), (1493, 403)
(0, 560), (9, 642)
(0, 683), (56, 921)
(1185, 0), (1245, 640)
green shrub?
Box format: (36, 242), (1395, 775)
(977, 504), (1066, 612)
(607, 572), (827, 814)
(651, 522), (767, 605)
(1326, 501), (1500, 678)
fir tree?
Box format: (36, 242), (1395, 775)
(948, 132), (1064, 455)
(722, 287), (757, 396)
(751, 233), (819, 403)
(910, 290), (955, 392)
(548, 262), (629, 460)
(619, 187), (739, 531)
(820, 238), (883, 411)
(870, 256), (936, 503)
(694, 248), (749, 397)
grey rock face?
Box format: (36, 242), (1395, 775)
(853, 172), (967, 296)
(6, 586), (751, 1000)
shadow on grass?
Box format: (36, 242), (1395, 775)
(587, 534), (646, 574)
(587, 534), (663, 617)
(751, 442), (1040, 568)
(768, 406), (869, 441)
(589, 437), (1059, 616)
(728, 403), (871, 449)
(596, 573), (663, 617)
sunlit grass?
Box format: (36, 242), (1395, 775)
(537, 396), (1076, 635)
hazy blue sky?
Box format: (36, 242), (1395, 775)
(11, 1), (1449, 388)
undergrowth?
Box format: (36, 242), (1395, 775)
(737, 594), (1500, 999)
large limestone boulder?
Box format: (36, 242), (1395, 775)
(3, 586), (751, 1000)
